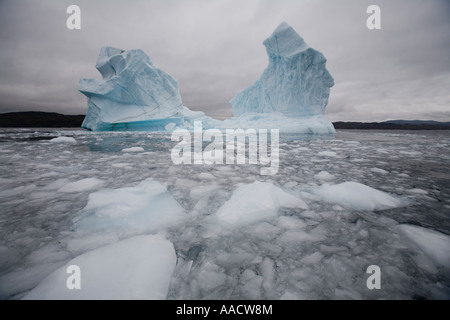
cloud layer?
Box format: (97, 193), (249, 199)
(0, 0), (449, 121)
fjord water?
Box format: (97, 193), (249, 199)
(0, 129), (449, 299)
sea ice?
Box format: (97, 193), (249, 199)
(300, 252), (324, 265)
(314, 181), (403, 211)
(406, 188), (428, 195)
(3, 126), (449, 300)
(49, 137), (77, 144)
(197, 269), (227, 292)
(22, 235), (176, 299)
(57, 178), (104, 193)
(198, 172), (216, 180)
(121, 147), (145, 153)
(398, 224), (450, 268)
(73, 178), (185, 234)
(214, 181), (308, 227)
(0, 262), (66, 299)
(240, 269), (263, 299)
(318, 151), (338, 157)
(42, 178), (70, 190)
(314, 171), (336, 181)
(277, 216), (307, 229)
(190, 184), (221, 201)
(66, 233), (119, 254)
(260, 257), (276, 294)
(277, 230), (324, 243)
(371, 167), (389, 175)
(246, 222), (281, 241)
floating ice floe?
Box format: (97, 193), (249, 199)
(398, 224), (450, 268)
(370, 167), (389, 175)
(73, 178), (185, 234)
(317, 151), (338, 157)
(49, 137), (77, 144)
(215, 181), (308, 227)
(314, 171), (336, 181)
(22, 235), (176, 300)
(121, 147), (145, 153)
(313, 181), (403, 211)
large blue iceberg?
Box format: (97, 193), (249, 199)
(79, 23), (335, 134)
(79, 47), (186, 131)
(229, 22), (335, 133)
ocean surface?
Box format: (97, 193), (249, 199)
(0, 128), (449, 299)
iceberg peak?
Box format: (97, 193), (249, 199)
(230, 22), (335, 133)
(95, 47), (128, 80)
(79, 46), (184, 131)
(263, 22), (309, 58)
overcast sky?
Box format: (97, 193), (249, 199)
(0, 0), (449, 122)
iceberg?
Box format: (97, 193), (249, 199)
(229, 22), (335, 134)
(79, 47), (185, 131)
(79, 23), (336, 134)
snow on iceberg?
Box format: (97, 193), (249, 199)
(73, 178), (185, 234)
(79, 47), (185, 131)
(229, 22), (335, 134)
(398, 224), (450, 268)
(215, 181), (308, 227)
(313, 181), (403, 211)
(219, 112), (335, 134)
(22, 235), (177, 300)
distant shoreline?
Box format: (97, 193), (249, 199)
(333, 121), (450, 130)
(0, 111), (449, 130)
(0, 112), (85, 128)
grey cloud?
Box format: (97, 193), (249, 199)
(0, 0), (449, 121)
